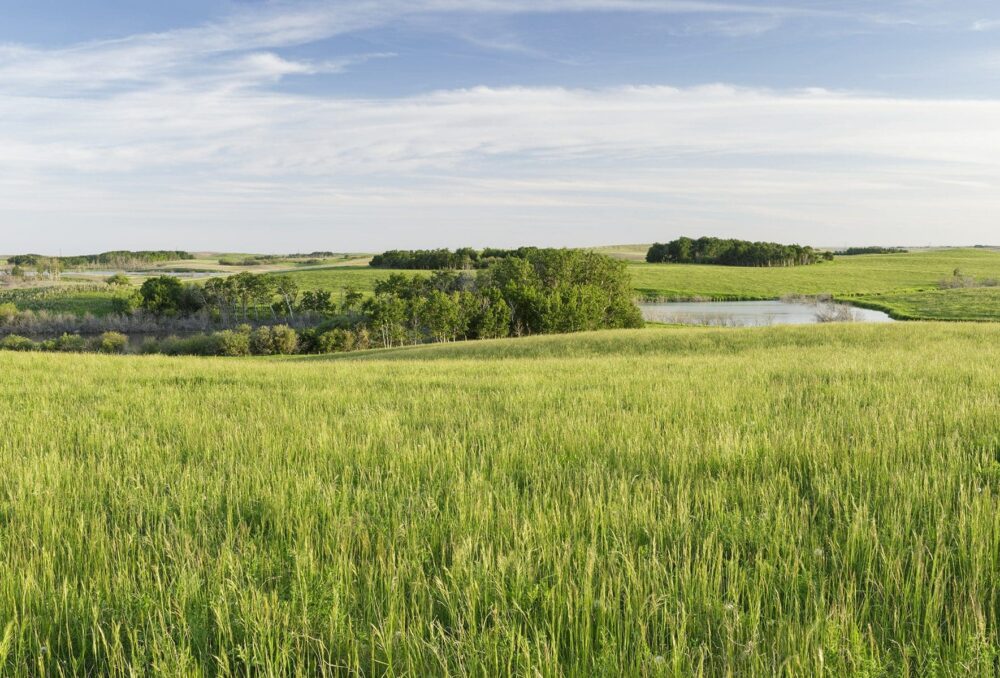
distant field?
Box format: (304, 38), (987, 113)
(590, 243), (650, 261)
(0, 286), (118, 316)
(853, 286), (1000, 321)
(2, 323), (999, 675)
(628, 248), (1000, 300)
(278, 265), (426, 292)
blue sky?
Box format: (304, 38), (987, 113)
(2, 0), (1000, 253)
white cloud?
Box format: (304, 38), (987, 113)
(0, 1), (998, 251)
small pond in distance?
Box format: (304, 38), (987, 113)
(640, 300), (894, 327)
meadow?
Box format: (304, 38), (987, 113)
(853, 287), (1000, 321)
(1, 323), (999, 676)
(627, 248), (1000, 300)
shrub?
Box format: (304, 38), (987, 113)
(139, 338), (161, 355)
(250, 327), (275, 355)
(1, 335), (37, 351)
(0, 302), (17, 324)
(217, 330), (251, 357)
(317, 329), (355, 353)
(95, 332), (129, 354)
(270, 325), (299, 355)
(353, 327), (371, 351)
(54, 333), (88, 352)
(110, 292), (141, 315)
(105, 273), (131, 286)
(249, 325), (299, 356)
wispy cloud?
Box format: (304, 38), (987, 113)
(1, 0), (999, 251)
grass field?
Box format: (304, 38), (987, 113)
(2, 323), (999, 675)
(0, 286), (119, 316)
(852, 287), (1000, 321)
(278, 265), (426, 293)
(628, 248), (1000, 300)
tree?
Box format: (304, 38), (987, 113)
(139, 276), (185, 316)
(272, 275), (299, 319)
(422, 290), (464, 342)
(364, 295), (407, 348)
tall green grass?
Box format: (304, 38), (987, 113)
(1, 324), (999, 675)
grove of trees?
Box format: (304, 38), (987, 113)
(8, 251), (193, 269)
(117, 248), (644, 354)
(836, 247), (908, 255)
(369, 247), (542, 270)
(646, 237), (831, 267)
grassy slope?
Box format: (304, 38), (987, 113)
(2, 324), (999, 675)
(628, 248), (1000, 300)
(852, 287), (1000, 321)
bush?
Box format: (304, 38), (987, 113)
(316, 329), (355, 353)
(110, 292), (141, 315)
(95, 332), (128, 354)
(250, 327), (275, 355)
(1, 335), (37, 351)
(105, 273), (131, 286)
(250, 325), (299, 355)
(271, 325), (299, 355)
(139, 338), (161, 355)
(217, 329), (251, 357)
(54, 333), (88, 352)
(0, 302), (17, 324)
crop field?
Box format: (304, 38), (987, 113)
(1, 323), (999, 675)
(627, 248), (1000, 300)
(853, 287), (1000, 321)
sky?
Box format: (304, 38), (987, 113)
(2, 0), (1000, 253)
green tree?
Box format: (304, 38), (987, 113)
(139, 276), (185, 316)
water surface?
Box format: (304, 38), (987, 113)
(640, 300), (893, 327)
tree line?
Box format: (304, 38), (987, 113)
(835, 247), (908, 256)
(368, 247), (543, 270)
(7, 251), (193, 270)
(0, 248), (643, 356)
(646, 237), (831, 267)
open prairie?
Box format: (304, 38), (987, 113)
(2, 323), (998, 675)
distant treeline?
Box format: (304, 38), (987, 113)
(218, 252), (337, 266)
(646, 237), (831, 267)
(835, 247), (908, 256)
(7, 251), (193, 268)
(369, 247), (539, 270)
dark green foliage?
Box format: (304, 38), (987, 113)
(139, 276), (185, 316)
(8, 251), (192, 268)
(837, 247), (908, 255)
(646, 237), (830, 266)
(481, 249), (644, 335)
(369, 247), (538, 270)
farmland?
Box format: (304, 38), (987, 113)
(1, 323), (999, 675)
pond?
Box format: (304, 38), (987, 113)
(640, 300), (894, 327)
